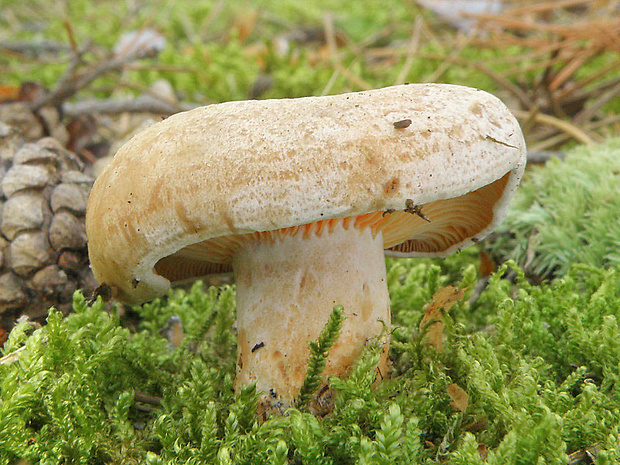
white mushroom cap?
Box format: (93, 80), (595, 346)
(86, 84), (526, 304)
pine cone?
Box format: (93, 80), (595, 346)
(0, 122), (96, 330)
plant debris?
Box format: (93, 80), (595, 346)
(405, 199), (431, 222)
(393, 118), (412, 129)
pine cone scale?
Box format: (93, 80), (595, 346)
(0, 124), (96, 328)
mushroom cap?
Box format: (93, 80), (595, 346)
(86, 84), (526, 304)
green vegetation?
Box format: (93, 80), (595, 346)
(296, 305), (344, 409)
(1, 0), (409, 101)
(489, 138), (620, 279)
(1, 138), (619, 464)
(1, 256), (620, 463)
(2, 1), (620, 463)
(0, 0), (578, 103)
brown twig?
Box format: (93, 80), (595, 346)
(0, 40), (71, 57)
(28, 44), (155, 112)
(585, 113), (620, 132)
(472, 14), (620, 41)
(63, 95), (199, 117)
(575, 80), (620, 125)
(134, 391), (162, 406)
(567, 438), (610, 465)
(63, 19), (79, 54)
(557, 60), (620, 101)
(502, 0), (593, 16)
(548, 49), (596, 92)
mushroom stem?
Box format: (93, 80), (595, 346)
(233, 221), (390, 414)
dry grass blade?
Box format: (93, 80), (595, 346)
(453, 0), (620, 148)
(0, 346), (26, 365)
(323, 13), (373, 91)
(418, 53), (537, 109)
(424, 32), (476, 84)
(548, 49), (596, 92)
(512, 110), (590, 142)
(394, 16), (423, 85)
(503, 0), (594, 16)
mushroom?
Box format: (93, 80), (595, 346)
(85, 84), (526, 413)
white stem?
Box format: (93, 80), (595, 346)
(233, 222), (390, 413)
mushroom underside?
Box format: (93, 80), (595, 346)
(154, 171), (509, 282)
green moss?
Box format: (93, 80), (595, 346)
(296, 305), (344, 409)
(489, 138), (620, 278)
(0, 296), (156, 463)
(2, 258), (620, 463)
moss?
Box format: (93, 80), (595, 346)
(1, 257), (620, 463)
(489, 138), (620, 279)
(296, 305), (344, 409)
(0, 296), (156, 463)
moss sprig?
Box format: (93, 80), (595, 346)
(295, 305), (344, 409)
(489, 138), (620, 278)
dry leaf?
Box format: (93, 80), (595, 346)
(479, 249), (496, 277)
(160, 316), (184, 348)
(0, 84), (21, 103)
(0, 327), (7, 346)
(419, 286), (465, 351)
(447, 382), (469, 412)
(232, 10), (258, 43)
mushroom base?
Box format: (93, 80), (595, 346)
(233, 222), (390, 416)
